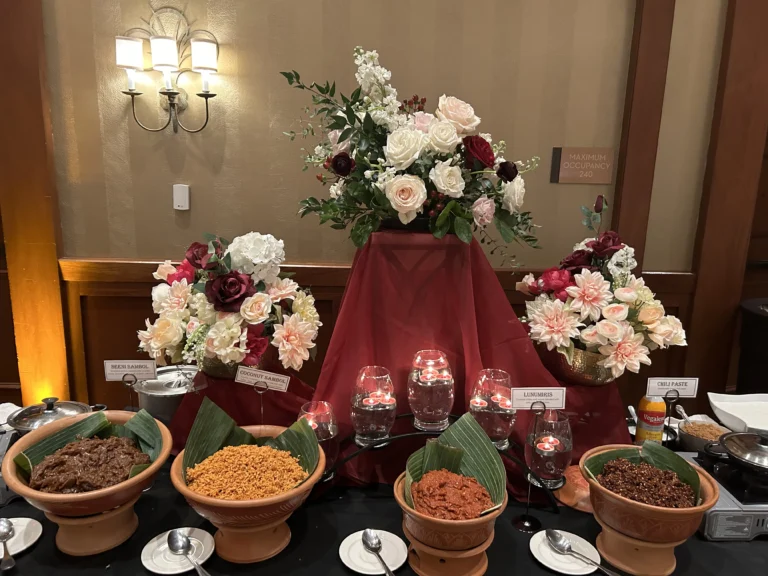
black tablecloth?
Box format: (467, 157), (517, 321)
(3, 462), (767, 576)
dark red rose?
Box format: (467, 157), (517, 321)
(205, 271), (256, 312)
(586, 231), (624, 258)
(594, 195), (606, 214)
(539, 267), (574, 302)
(185, 242), (218, 270)
(462, 136), (495, 169)
(330, 152), (355, 177)
(560, 249), (595, 272)
(166, 259), (195, 284)
(243, 323), (270, 367)
(496, 161), (519, 182)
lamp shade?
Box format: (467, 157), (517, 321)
(115, 36), (144, 70)
(150, 36), (179, 71)
(191, 38), (218, 73)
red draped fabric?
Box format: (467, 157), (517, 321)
(311, 230), (630, 497)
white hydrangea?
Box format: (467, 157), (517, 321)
(607, 246), (638, 283)
(329, 181), (346, 199)
(226, 232), (285, 285)
(573, 238), (595, 252)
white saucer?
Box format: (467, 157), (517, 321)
(339, 530), (408, 575)
(4, 518), (42, 556)
(141, 528), (215, 575)
(529, 530), (600, 575)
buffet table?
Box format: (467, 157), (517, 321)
(4, 460), (767, 576)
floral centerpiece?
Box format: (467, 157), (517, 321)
(281, 47), (540, 253)
(517, 197), (686, 383)
(138, 232), (321, 373)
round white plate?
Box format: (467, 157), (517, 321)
(141, 528), (215, 575)
(529, 530), (600, 575)
(4, 518), (42, 556)
(339, 530), (408, 575)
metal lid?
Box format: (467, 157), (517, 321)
(722, 432), (768, 469)
(7, 397), (91, 432)
(131, 365), (197, 397)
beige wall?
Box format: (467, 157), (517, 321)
(644, 0), (726, 271)
(44, 0), (635, 266)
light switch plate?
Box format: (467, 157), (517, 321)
(173, 184), (190, 210)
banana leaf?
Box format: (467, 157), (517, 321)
(404, 413), (506, 513)
(13, 409), (162, 482)
(182, 397), (320, 484)
(584, 441), (701, 504)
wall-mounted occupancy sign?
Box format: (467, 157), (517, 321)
(550, 147), (615, 184)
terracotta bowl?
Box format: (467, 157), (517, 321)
(393, 472), (508, 551)
(2, 410), (172, 517)
(171, 424), (326, 564)
(1, 410), (172, 555)
(579, 444), (719, 575)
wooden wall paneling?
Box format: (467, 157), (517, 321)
(687, 0), (768, 413)
(64, 282), (89, 403)
(0, 0), (69, 404)
(610, 0), (676, 269)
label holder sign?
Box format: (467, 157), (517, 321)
(646, 378), (699, 398)
(511, 388), (567, 410)
(235, 367), (291, 393)
(104, 360), (157, 382)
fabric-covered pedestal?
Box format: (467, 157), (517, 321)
(311, 231), (630, 497)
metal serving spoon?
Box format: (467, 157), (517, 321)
(676, 404), (693, 426)
(0, 518), (15, 571)
(167, 530), (210, 576)
(362, 529), (394, 576)
(545, 529), (620, 576)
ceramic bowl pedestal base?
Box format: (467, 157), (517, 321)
(403, 524), (493, 576)
(595, 517), (684, 576)
(212, 513), (291, 563)
(45, 496), (139, 556)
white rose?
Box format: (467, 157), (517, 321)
(226, 232), (285, 284)
(427, 121), (461, 154)
(596, 320), (623, 342)
(188, 292), (217, 325)
(292, 291), (323, 330)
(205, 315), (244, 359)
(411, 111), (437, 133)
(329, 181), (345, 199)
(435, 94), (481, 135)
(638, 301), (665, 325)
(614, 287), (638, 303)
(152, 316), (185, 349)
(429, 160), (465, 198)
(602, 303), (629, 322)
(151, 283), (171, 314)
(501, 176), (525, 213)
(266, 278), (299, 302)
(186, 316), (201, 337)
(385, 175), (427, 225)
(648, 315), (687, 348)
(384, 128), (427, 170)
(153, 260), (176, 281)
(240, 293), (273, 325)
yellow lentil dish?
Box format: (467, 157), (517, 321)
(186, 445), (307, 500)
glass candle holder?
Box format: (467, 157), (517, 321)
(299, 401), (339, 479)
(523, 409), (573, 490)
(350, 366), (397, 447)
(469, 368), (516, 450)
(408, 350), (454, 432)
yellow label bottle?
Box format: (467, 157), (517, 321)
(636, 395), (665, 445)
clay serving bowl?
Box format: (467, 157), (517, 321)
(1, 410), (172, 555)
(579, 444), (719, 576)
(393, 471), (508, 551)
(171, 424), (326, 564)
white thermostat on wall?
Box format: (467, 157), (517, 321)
(173, 184), (190, 210)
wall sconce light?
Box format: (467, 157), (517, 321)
(116, 6), (218, 134)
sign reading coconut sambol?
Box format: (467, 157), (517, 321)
(511, 387), (566, 410)
(235, 366), (291, 392)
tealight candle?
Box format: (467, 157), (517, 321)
(419, 368), (438, 383)
(470, 397), (488, 408)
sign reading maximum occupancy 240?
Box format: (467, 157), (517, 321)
(551, 147), (615, 184)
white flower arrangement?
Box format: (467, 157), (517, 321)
(138, 233), (320, 372)
(517, 198), (687, 379)
(281, 47), (540, 253)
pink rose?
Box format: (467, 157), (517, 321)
(166, 260), (195, 284)
(328, 129), (351, 156)
(471, 195), (495, 227)
(411, 111), (437, 133)
(539, 268), (574, 302)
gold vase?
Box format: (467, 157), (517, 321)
(537, 346), (615, 386)
(201, 347), (274, 380)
